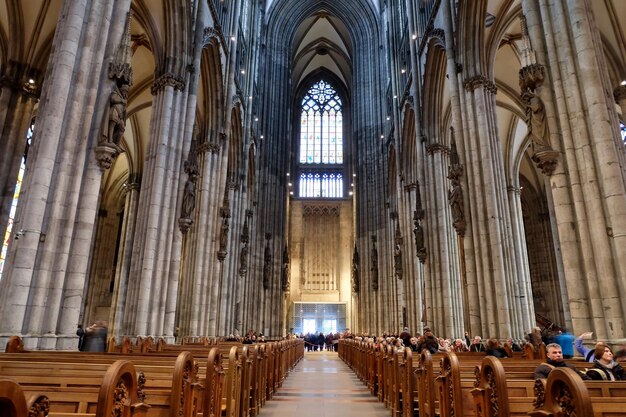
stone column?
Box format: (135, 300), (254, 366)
(459, 74), (533, 339)
(177, 143), (225, 337)
(109, 181), (140, 338)
(523, 0), (626, 341)
(123, 76), (191, 337)
(0, 0), (131, 350)
(425, 143), (465, 338)
(507, 186), (535, 333)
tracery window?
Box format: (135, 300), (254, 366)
(299, 172), (343, 198)
(298, 80), (344, 198)
(0, 121), (33, 280)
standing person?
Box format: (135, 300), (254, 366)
(534, 343), (589, 380)
(76, 325), (85, 351)
(83, 321), (108, 352)
(587, 344), (625, 380)
(553, 330), (575, 359)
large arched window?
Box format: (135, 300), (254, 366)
(298, 80), (344, 198)
(1, 120), (33, 280)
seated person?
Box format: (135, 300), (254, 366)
(470, 336), (485, 352)
(408, 337), (420, 352)
(452, 338), (468, 353)
(587, 343), (625, 381)
(485, 338), (509, 358)
(418, 328), (440, 354)
(575, 331), (601, 362)
(505, 338), (522, 352)
(534, 343), (589, 380)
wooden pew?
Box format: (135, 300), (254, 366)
(529, 367), (626, 417)
(0, 350), (201, 417)
(1, 360), (149, 417)
(0, 378), (30, 417)
(470, 355), (536, 417)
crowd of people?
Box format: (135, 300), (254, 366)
(301, 332), (340, 351)
(73, 321), (626, 381)
(338, 326), (626, 381)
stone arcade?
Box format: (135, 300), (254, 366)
(0, 0), (624, 349)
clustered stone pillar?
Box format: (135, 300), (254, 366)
(109, 180), (140, 338)
(0, 0), (132, 349)
(522, 0), (626, 341)
(123, 75), (191, 337)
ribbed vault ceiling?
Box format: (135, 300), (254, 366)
(292, 12), (352, 89)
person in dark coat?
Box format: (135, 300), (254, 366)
(76, 325), (85, 351)
(534, 343), (589, 380)
(470, 336), (486, 352)
(418, 328), (439, 354)
(485, 338), (509, 358)
(83, 321), (108, 352)
(587, 343), (625, 381)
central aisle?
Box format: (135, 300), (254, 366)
(259, 351), (389, 417)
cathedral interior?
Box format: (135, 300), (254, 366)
(0, 0), (625, 350)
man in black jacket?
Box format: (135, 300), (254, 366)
(534, 343), (589, 380)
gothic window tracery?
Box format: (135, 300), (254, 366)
(298, 80), (344, 198)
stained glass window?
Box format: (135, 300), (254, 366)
(298, 80), (344, 198)
(620, 120), (626, 148)
(299, 80), (343, 165)
(299, 172), (343, 198)
(0, 121), (33, 280)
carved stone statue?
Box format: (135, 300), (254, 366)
(351, 245), (360, 293)
(371, 236), (378, 291)
(181, 179), (196, 219)
(107, 82), (129, 145)
(523, 91), (550, 151)
(238, 243), (248, 276)
(281, 246), (290, 291)
(263, 237), (272, 290)
(219, 218), (229, 251)
(413, 213), (427, 264)
(448, 178), (463, 223)
(393, 226), (402, 280)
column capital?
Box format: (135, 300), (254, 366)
(151, 72), (186, 95)
(198, 142), (221, 154)
(426, 142), (447, 155)
(507, 185), (521, 195)
(463, 75), (497, 95)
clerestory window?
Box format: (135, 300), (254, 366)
(1, 120), (33, 280)
(298, 80), (344, 198)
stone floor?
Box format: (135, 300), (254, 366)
(259, 351), (389, 417)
